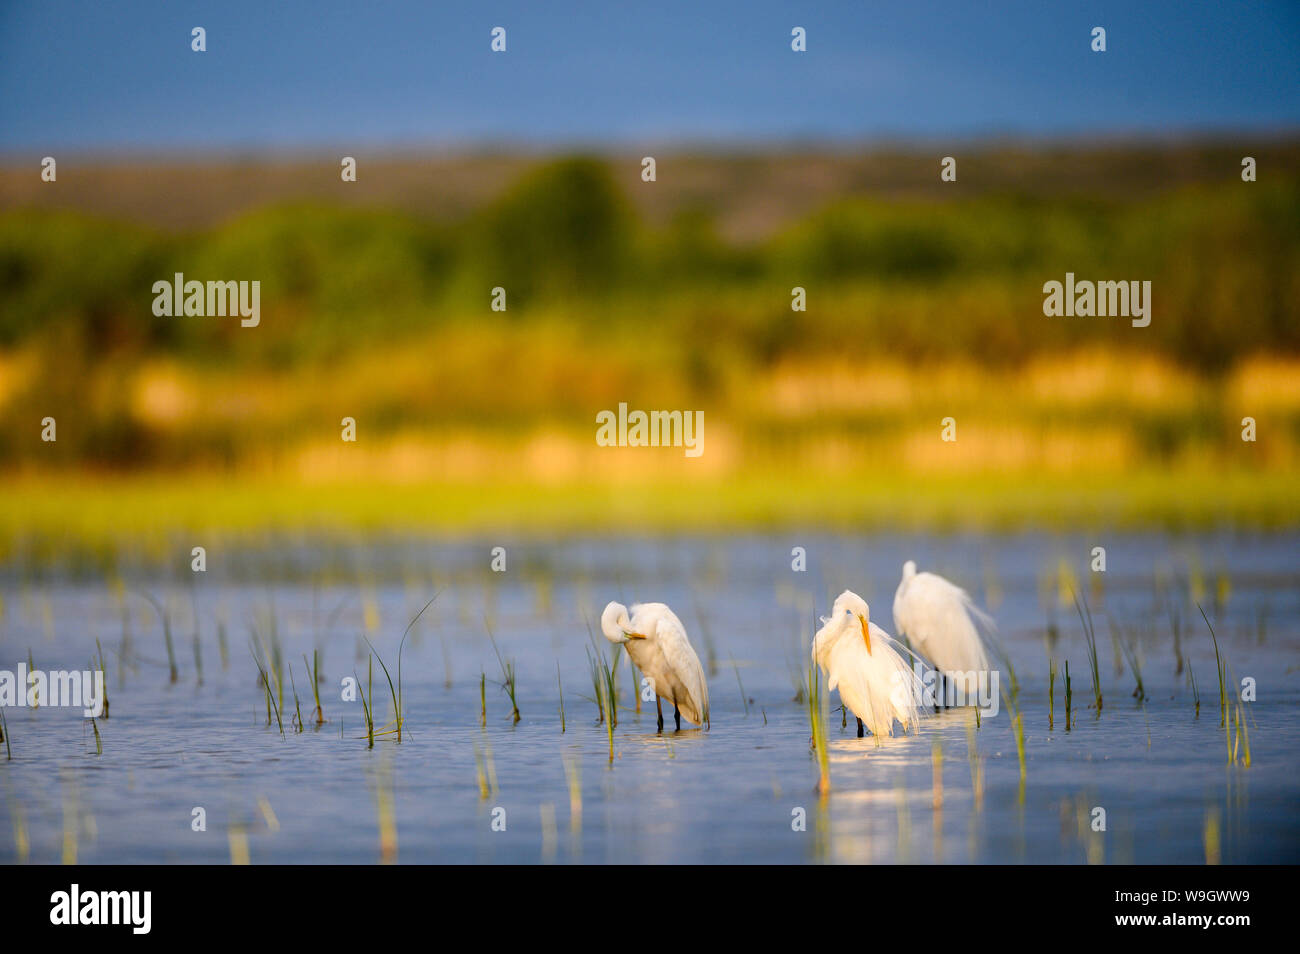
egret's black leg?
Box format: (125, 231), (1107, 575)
(857, 717), (865, 738)
(656, 697), (664, 733)
(674, 705), (681, 732)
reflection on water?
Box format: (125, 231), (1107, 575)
(0, 532), (1297, 863)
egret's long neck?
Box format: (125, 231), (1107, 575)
(600, 605), (628, 643)
(817, 611), (855, 658)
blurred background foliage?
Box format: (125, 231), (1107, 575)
(5, 153), (1298, 364)
(0, 144), (1298, 531)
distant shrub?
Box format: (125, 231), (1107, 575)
(472, 157), (634, 304)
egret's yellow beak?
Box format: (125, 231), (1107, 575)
(858, 615), (872, 654)
(623, 631), (648, 640)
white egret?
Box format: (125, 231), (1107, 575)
(600, 601), (709, 731)
(892, 560), (994, 705)
(812, 590), (922, 738)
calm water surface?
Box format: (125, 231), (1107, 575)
(1, 532), (1297, 864)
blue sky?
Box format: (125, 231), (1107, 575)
(2, 0), (1298, 152)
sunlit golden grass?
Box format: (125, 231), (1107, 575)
(283, 426), (739, 482)
(2, 340), (1296, 545)
(6, 334), (1296, 442)
(0, 466), (1294, 565)
(131, 363), (199, 427)
(1226, 356), (1300, 413)
(752, 348), (1277, 418)
(0, 351), (38, 408)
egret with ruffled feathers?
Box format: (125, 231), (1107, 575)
(601, 601), (709, 731)
(812, 590), (922, 738)
(892, 560), (995, 705)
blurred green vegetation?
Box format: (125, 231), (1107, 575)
(0, 153), (1298, 534)
(4, 156), (1297, 368)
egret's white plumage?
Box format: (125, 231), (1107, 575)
(812, 590), (921, 738)
(600, 601), (709, 729)
(892, 560), (994, 699)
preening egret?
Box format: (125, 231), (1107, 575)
(600, 601), (710, 731)
(892, 560), (994, 704)
(812, 590), (922, 738)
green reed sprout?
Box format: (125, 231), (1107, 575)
(137, 592), (178, 684)
(94, 638), (110, 719)
(289, 663), (304, 734)
(486, 623), (520, 724)
(355, 656), (375, 749)
(601, 675), (615, 764)
(603, 643), (622, 726)
(557, 661), (566, 733)
(303, 650), (325, 725)
(584, 627), (620, 728)
(731, 656), (750, 717)
(364, 642), (403, 742)
(585, 648), (605, 723)
(1064, 659), (1073, 731)
(806, 661), (830, 796)
(1168, 603), (1184, 675)
(1112, 618), (1145, 702)
(1048, 659), (1056, 730)
(1189, 661), (1201, 719)
(1072, 591), (1102, 713)
(1198, 604), (1228, 728)
(251, 646), (284, 737)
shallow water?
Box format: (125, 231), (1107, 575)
(1, 532), (1298, 864)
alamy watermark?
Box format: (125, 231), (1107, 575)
(152, 273), (260, 327)
(1043, 272), (1150, 327)
(50, 884), (151, 934)
(0, 664), (106, 717)
(890, 661), (1000, 717)
(595, 402), (703, 458)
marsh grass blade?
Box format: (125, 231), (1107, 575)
(731, 655), (750, 717)
(1048, 659), (1056, 729)
(289, 663), (304, 734)
(137, 591), (179, 684)
(251, 645), (284, 737)
(1072, 591), (1102, 713)
(486, 621), (520, 724)
(1064, 659), (1073, 731)
(355, 656), (375, 748)
(556, 661), (566, 733)
(1198, 604), (1228, 729)
(303, 649), (325, 725)
(1188, 661), (1201, 718)
(1111, 616), (1146, 702)
(806, 652), (830, 796)
(94, 638), (110, 719)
